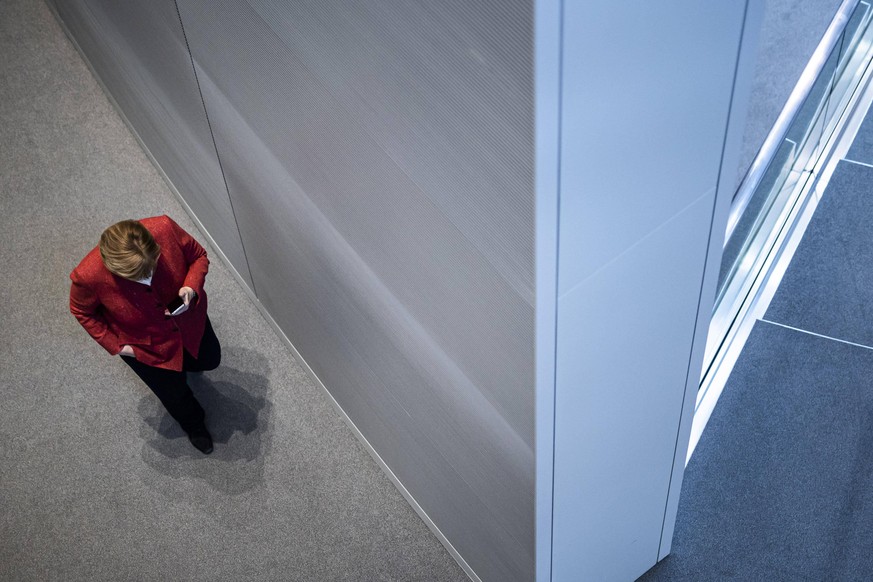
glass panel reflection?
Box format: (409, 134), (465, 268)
(704, 1), (873, 387)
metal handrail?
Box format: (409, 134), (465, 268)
(724, 0), (860, 246)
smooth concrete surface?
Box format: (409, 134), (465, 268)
(658, 0), (766, 558)
(532, 0), (561, 579)
(549, 2), (758, 580)
(553, 191), (716, 580)
(556, 3), (747, 295)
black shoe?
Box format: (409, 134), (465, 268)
(188, 427), (213, 454)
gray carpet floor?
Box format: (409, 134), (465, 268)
(0, 1), (466, 580)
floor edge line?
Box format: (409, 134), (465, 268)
(759, 318), (873, 350)
(841, 157), (873, 168)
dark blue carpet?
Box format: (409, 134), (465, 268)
(845, 111), (873, 165)
(764, 160), (873, 345)
(639, 322), (873, 581)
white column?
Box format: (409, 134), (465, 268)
(535, 2), (763, 580)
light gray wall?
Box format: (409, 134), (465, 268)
(45, 0), (252, 289)
(533, 0), (561, 580)
(658, 2), (765, 561)
(176, 2), (536, 579)
(49, 1), (537, 580)
(540, 2), (761, 580)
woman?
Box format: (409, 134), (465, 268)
(70, 215), (220, 454)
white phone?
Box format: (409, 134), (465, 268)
(167, 296), (185, 315)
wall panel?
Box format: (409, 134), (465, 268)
(46, 0), (251, 287)
(549, 2), (753, 580)
(175, 1), (535, 580)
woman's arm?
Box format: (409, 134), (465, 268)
(69, 274), (123, 355)
(165, 215), (209, 303)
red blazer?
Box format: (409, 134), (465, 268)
(70, 215), (210, 371)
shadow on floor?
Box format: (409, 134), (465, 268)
(136, 347), (273, 494)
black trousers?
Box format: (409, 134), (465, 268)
(121, 317), (221, 434)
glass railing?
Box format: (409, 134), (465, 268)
(700, 0), (873, 397)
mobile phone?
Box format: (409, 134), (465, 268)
(167, 296), (185, 315)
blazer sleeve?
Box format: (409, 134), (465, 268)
(165, 215), (209, 301)
(69, 271), (122, 355)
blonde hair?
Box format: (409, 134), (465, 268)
(99, 220), (161, 280)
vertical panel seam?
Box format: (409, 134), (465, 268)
(171, 0), (258, 295)
(549, 1), (565, 579)
(656, 0), (751, 560)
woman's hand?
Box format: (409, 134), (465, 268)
(119, 345), (135, 357)
(165, 286), (196, 316)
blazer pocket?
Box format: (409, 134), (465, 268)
(118, 331), (152, 346)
